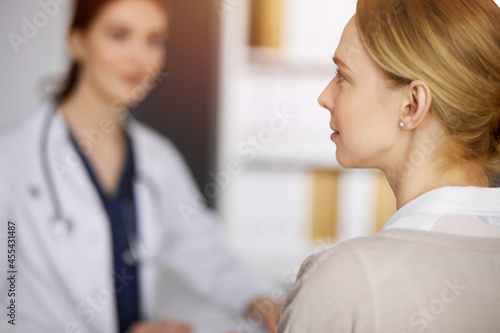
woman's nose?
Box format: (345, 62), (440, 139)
(126, 39), (152, 66)
(318, 80), (334, 111)
(131, 45), (149, 65)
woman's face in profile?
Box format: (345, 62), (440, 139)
(71, 0), (168, 106)
(319, 17), (405, 169)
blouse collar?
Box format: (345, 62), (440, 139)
(382, 186), (500, 235)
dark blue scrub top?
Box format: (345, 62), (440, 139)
(69, 133), (141, 333)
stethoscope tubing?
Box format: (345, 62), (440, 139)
(41, 103), (65, 222)
(40, 103), (164, 265)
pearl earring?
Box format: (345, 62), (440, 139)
(399, 122), (405, 128)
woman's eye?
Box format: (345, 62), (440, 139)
(110, 30), (127, 41)
(335, 68), (346, 84)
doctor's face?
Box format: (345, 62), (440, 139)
(71, 0), (168, 106)
(318, 17), (405, 169)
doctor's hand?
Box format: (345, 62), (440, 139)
(247, 297), (283, 333)
(128, 320), (193, 333)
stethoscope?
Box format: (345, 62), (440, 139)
(40, 103), (164, 266)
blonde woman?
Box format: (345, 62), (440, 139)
(278, 0), (500, 331)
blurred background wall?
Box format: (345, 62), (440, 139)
(216, 0), (371, 291)
(132, 0), (220, 204)
(0, 1), (70, 127)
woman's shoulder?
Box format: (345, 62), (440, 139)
(128, 117), (180, 158)
(303, 227), (500, 288)
(0, 103), (50, 145)
(298, 228), (496, 282)
(279, 231), (443, 332)
(279, 236), (383, 331)
(298, 231), (416, 278)
(0, 103), (53, 168)
(280, 229), (500, 332)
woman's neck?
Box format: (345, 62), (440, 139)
(58, 78), (131, 193)
(385, 157), (489, 210)
(381, 118), (489, 209)
(59, 78), (128, 149)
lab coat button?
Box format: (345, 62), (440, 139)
(29, 186), (40, 198)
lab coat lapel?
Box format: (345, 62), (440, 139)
(128, 118), (165, 320)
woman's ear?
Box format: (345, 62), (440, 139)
(400, 80), (432, 129)
(67, 29), (86, 63)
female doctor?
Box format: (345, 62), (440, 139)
(0, 0), (281, 332)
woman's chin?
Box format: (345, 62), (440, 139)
(109, 83), (152, 107)
(112, 91), (147, 108)
(336, 155), (352, 168)
(335, 153), (365, 169)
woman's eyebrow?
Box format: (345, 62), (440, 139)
(333, 56), (353, 73)
(103, 20), (132, 30)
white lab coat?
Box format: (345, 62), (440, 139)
(0, 102), (267, 333)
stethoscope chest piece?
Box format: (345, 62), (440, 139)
(50, 217), (72, 241)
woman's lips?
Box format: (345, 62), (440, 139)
(330, 128), (340, 140)
(331, 132), (340, 140)
(122, 73), (143, 85)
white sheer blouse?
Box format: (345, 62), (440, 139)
(383, 186), (500, 238)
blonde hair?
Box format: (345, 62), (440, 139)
(355, 0), (500, 184)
